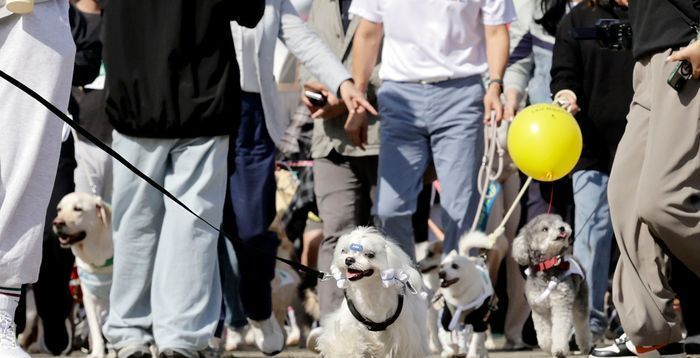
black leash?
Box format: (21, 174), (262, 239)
(344, 290), (404, 332)
(0, 68), (326, 281)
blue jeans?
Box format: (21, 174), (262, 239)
(220, 92), (278, 322)
(374, 77), (484, 256)
(104, 132), (228, 351)
(572, 170), (614, 336)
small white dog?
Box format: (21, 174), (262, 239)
(511, 214), (590, 358)
(437, 232), (496, 358)
(316, 227), (429, 358)
(53, 192), (113, 358)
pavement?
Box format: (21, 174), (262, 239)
(27, 336), (700, 357)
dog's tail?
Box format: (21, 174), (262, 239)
(458, 230), (494, 254)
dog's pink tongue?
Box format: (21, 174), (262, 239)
(346, 270), (361, 279)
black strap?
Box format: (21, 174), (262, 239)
(0, 68), (326, 281)
(345, 290), (403, 332)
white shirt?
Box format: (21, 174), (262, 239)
(234, 28), (261, 93)
(349, 0), (516, 82)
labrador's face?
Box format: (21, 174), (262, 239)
(53, 192), (109, 247)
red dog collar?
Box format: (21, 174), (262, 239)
(530, 256), (570, 273)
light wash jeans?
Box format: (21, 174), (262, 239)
(104, 132), (228, 352)
(572, 170), (614, 336)
(374, 76), (484, 256)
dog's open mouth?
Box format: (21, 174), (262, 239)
(556, 232), (569, 241)
(440, 277), (459, 288)
(57, 231), (87, 247)
(346, 268), (374, 281)
(420, 265), (438, 274)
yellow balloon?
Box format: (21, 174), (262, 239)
(507, 103), (582, 182)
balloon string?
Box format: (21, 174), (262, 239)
(547, 184), (554, 214)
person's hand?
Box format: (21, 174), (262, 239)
(344, 110), (369, 150)
(484, 83), (504, 124)
(503, 88), (522, 121)
(338, 80), (377, 118)
(553, 89), (581, 115)
(301, 82), (347, 119)
(615, 0), (628, 7)
(667, 40), (700, 79)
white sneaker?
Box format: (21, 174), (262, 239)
(249, 315), (284, 356)
(0, 311), (30, 358)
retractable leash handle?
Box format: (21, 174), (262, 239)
(0, 68), (329, 281)
(5, 0), (34, 14)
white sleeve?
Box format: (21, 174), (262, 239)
(481, 0), (517, 25)
(349, 0), (383, 23)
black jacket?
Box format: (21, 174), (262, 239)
(550, 3), (634, 173)
(102, 0), (264, 138)
(629, 0), (700, 60)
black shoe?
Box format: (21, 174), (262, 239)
(685, 342), (700, 354)
(588, 334), (636, 358)
(159, 348), (221, 358)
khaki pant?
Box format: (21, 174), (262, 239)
(608, 49), (700, 346)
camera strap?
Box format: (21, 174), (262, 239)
(666, 0), (699, 32)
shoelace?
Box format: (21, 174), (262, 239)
(0, 312), (18, 348)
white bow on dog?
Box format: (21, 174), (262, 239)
(381, 269), (420, 295)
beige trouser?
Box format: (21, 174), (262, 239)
(608, 49), (700, 346)
(485, 169), (529, 344)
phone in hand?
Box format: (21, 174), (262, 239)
(304, 90), (328, 107)
(668, 60), (693, 91)
(668, 37), (696, 92)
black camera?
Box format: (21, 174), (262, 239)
(595, 19), (633, 50)
(572, 18), (633, 51)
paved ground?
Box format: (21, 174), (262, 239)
(32, 349), (552, 358)
(28, 335), (700, 357)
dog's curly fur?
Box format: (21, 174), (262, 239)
(511, 214), (590, 358)
(316, 227), (429, 358)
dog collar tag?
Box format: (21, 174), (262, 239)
(349, 243), (364, 252)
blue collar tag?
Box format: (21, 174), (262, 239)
(349, 243), (364, 252)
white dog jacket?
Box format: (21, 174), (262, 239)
(525, 255), (584, 304)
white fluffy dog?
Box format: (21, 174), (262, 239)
(511, 214), (590, 358)
(53, 192), (113, 358)
(316, 227), (429, 358)
(437, 232), (496, 358)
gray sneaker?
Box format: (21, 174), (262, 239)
(117, 345), (153, 358)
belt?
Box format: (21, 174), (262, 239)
(414, 76), (452, 84)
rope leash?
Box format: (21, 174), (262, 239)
(0, 69), (329, 281)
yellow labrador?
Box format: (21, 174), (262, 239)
(53, 192), (113, 358)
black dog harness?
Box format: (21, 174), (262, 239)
(345, 290), (404, 332)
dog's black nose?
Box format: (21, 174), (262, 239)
(53, 218), (66, 229)
(438, 271), (446, 279)
(558, 226), (566, 233)
(345, 257), (355, 266)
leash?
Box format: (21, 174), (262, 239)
(0, 68), (328, 281)
(470, 111), (505, 233)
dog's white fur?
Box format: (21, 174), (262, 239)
(511, 214), (590, 358)
(437, 231), (496, 358)
(316, 227), (429, 358)
(53, 192), (113, 358)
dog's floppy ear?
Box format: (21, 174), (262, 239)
(95, 197), (111, 227)
(446, 249), (458, 259)
(511, 235), (531, 266)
